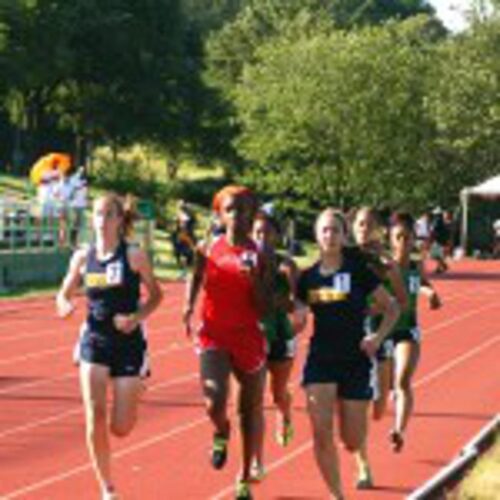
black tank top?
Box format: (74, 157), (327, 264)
(84, 241), (140, 334)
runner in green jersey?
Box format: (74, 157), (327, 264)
(384, 212), (442, 452)
(350, 207), (408, 489)
(251, 211), (299, 481)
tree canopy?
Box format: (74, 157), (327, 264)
(0, 0), (499, 216)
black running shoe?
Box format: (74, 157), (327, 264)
(389, 429), (404, 453)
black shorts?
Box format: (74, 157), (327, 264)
(267, 336), (297, 362)
(302, 355), (375, 400)
(392, 327), (421, 346)
(79, 324), (149, 378)
(376, 337), (394, 362)
(376, 327), (420, 361)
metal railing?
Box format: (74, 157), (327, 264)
(0, 198), (90, 251)
(0, 198), (155, 254)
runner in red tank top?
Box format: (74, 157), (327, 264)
(183, 186), (269, 500)
(202, 235), (261, 329)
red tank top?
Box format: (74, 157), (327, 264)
(201, 235), (261, 329)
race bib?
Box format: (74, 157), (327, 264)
(408, 276), (421, 294)
(333, 273), (351, 294)
(106, 262), (123, 286)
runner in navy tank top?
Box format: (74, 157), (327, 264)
(57, 193), (162, 500)
(81, 240), (146, 376)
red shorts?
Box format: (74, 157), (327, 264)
(196, 321), (266, 373)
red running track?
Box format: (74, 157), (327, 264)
(0, 260), (499, 499)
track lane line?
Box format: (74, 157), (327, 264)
(209, 332), (500, 499)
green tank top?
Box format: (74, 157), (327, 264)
(394, 260), (420, 331)
(261, 254), (294, 342)
(370, 259), (420, 332)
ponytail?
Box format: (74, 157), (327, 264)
(122, 194), (137, 239)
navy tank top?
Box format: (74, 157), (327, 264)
(84, 241), (141, 335)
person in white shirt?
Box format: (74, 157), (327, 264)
(414, 212), (431, 258)
(493, 219), (500, 258)
(69, 166), (89, 246)
(37, 167), (60, 219)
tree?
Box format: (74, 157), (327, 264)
(328, 0), (435, 28)
(425, 16), (500, 205)
(0, 0), (188, 169)
(233, 17), (440, 210)
(203, 0), (443, 175)
(182, 0), (247, 36)
(205, 0), (438, 92)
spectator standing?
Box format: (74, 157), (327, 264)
(492, 219), (500, 258)
(69, 166), (89, 246)
(414, 212), (431, 258)
(171, 200), (197, 270)
(37, 165), (60, 221)
(54, 169), (74, 245)
(429, 209), (449, 274)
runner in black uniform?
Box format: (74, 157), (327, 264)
(251, 211), (298, 481)
(294, 209), (400, 500)
(56, 193), (162, 500)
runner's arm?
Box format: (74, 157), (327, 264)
(56, 247), (87, 318)
(418, 261), (442, 309)
(183, 246), (207, 335)
(361, 285), (400, 357)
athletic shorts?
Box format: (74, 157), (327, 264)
(197, 321), (266, 373)
(268, 336), (297, 362)
(78, 324), (149, 378)
(364, 317), (393, 362)
(302, 355), (375, 401)
(392, 327), (421, 346)
(430, 242), (444, 260)
(376, 337), (394, 362)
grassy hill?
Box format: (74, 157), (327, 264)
(1, 147), (317, 298)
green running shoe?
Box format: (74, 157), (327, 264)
(276, 420), (294, 447)
(249, 461), (267, 483)
(235, 479), (252, 500)
(211, 434), (228, 470)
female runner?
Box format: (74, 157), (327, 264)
(251, 211), (298, 480)
(350, 206), (408, 487)
(383, 212), (442, 451)
(183, 186), (269, 500)
(57, 193), (163, 499)
(295, 208), (400, 499)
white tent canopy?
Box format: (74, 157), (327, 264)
(461, 175), (500, 197)
(460, 174), (500, 251)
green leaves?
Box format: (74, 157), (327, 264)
(233, 17), (436, 209)
(207, 5), (500, 213)
(0, 0), (189, 164)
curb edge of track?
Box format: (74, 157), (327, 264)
(407, 413), (500, 500)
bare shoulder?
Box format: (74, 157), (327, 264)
(127, 244), (149, 270)
(72, 245), (89, 265)
(65, 245), (89, 276)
